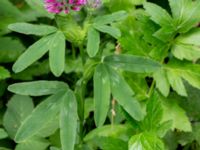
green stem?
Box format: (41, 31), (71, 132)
(75, 79), (87, 143)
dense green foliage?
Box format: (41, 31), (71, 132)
(1, 0), (200, 149)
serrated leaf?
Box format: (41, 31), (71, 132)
(144, 2), (173, 27)
(107, 66), (144, 121)
(143, 2), (179, 42)
(93, 24), (121, 39)
(153, 68), (170, 97)
(118, 16), (152, 56)
(3, 95), (34, 139)
(8, 23), (57, 36)
(166, 69), (187, 97)
(124, 73), (148, 100)
(172, 28), (200, 61)
(87, 27), (100, 57)
(153, 26), (176, 42)
(8, 81), (68, 96)
(60, 90), (77, 150)
(161, 97), (192, 132)
(49, 31), (66, 77)
(104, 54), (161, 73)
(15, 91), (66, 142)
(140, 93), (163, 132)
(169, 0), (200, 33)
(128, 132), (165, 150)
(94, 64), (110, 127)
(164, 59), (200, 96)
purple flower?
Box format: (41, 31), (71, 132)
(44, 0), (87, 14)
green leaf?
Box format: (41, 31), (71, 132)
(107, 66), (144, 121)
(3, 95), (34, 139)
(84, 124), (133, 142)
(87, 27), (100, 57)
(89, 137), (128, 150)
(94, 64), (111, 127)
(140, 93), (163, 131)
(50, 147), (61, 150)
(153, 68), (170, 97)
(12, 35), (51, 73)
(182, 83), (200, 120)
(93, 11), (127, 25)
(0, 37), (25, 63)
(60, 90), (78, 150)
(161, 97), (192, 132)
(24, 0), (54, 19)
(15, 136), (49, 150)
(0, 0), (23, 18)
(12, 60), (50, 81)
(172, 28), (200, 61)
(124, 73), (148, 100)
(8, 81), (68, 96)
(0, 128), (8, 139)
(0, 67), (10, 80)
(106, 0), (140, 12)
(169, 0), (200, 33)
(153, 26), (176, 42)
(128, 132), (165, 150)
(118, 16), (152, 56)
(84, 98), (94, 120)
(13, 31), (66, 75)
(49, 31), (66, 77)
(143, 2), (176, 42)
(104, 54), (161, 73)
(8, 23), (57, 36)
(164, 59), (200, 96)
(144, 2), (173, 27)
(37, 115), (59, 138)
(93, 24), (121, 39)
(15, 91), (66, 142)
(166, 68), (187, 97)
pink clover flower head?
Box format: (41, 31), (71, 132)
(44, 0), (87, 14)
